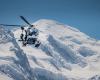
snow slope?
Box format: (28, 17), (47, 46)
(0, 19), (100, 80)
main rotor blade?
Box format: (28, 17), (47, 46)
(0, 24), (25, 27)
(20, 16), (32, 26)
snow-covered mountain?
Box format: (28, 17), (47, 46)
(0, 19), (100, 80)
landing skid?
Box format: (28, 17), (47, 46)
(18, 39), (41, 48)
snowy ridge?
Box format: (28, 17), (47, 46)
(0, 26), (13, 43)
(48, 35), (87, 67)
(0, 27), (36, 80)
(0, 19), (100, 80)
(89, 75), (100, 80)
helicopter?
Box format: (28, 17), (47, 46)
(0, 16), (41, 48)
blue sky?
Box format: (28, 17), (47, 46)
(0, 0), (100, 39)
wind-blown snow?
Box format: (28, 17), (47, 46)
(0, 19), (100, 80)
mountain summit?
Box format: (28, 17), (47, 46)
(0, 19), (100, 80)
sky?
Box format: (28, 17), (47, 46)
(0, 0), (100, 40)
